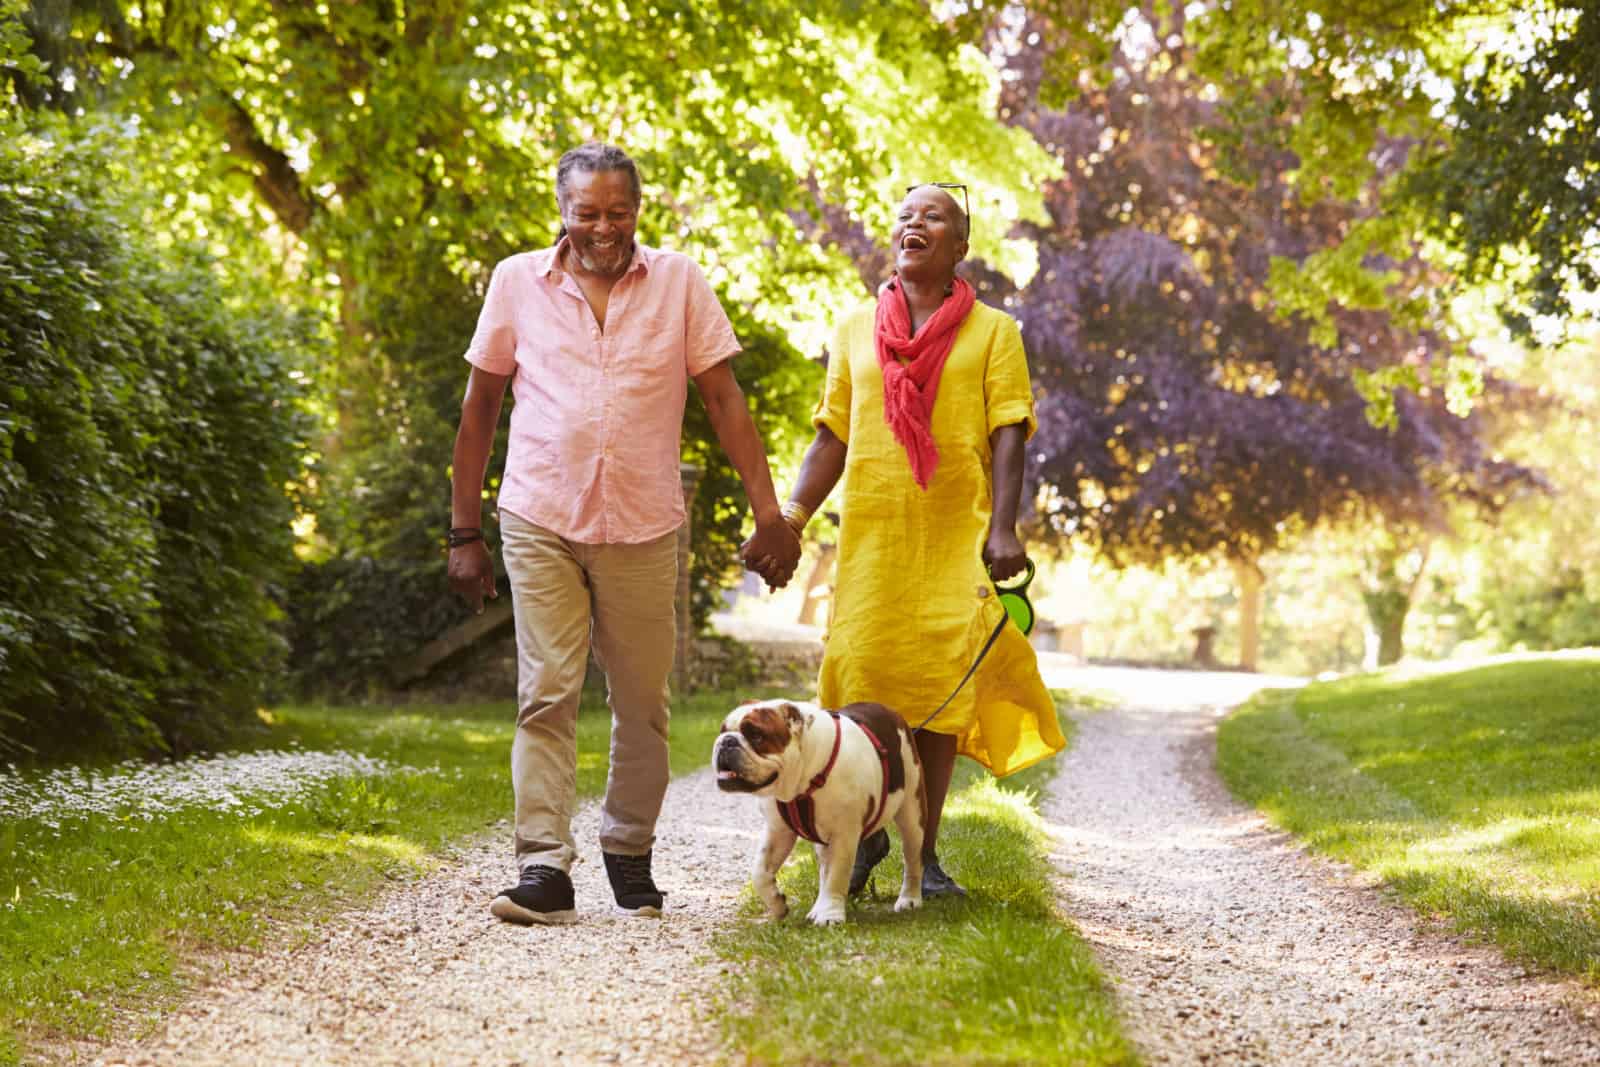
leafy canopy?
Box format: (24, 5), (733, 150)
(1020, 0), (1600, 335)
(13, 1), (1061, 686)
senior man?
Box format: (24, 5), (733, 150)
(448, 142), (800, 925)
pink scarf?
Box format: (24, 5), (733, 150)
(873, 276), (976, 489)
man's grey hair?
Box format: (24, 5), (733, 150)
(555, 142), (642, 211)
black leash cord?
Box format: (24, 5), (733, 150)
(910, 612), (1009, 734)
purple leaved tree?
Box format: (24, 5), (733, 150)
(987, 8), (1541, 667)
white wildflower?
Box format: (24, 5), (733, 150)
(0, 750), (433, 826)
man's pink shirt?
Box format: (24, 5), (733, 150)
(464, 240), (740, 544)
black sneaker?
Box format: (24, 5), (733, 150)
(922, 856), (967, 898)
(603, 850), (665, 917)
(848, 828), (891, 897)
(490, 864), (577, 925)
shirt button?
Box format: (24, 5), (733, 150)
(977, 586), (990, 599)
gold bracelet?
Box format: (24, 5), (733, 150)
(780, 500), (812, 536)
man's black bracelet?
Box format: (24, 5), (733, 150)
(447, 527), (485, 548)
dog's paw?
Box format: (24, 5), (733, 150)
(893, 893), (923, 913)
(807, 902), (847, 926)
(765, 894), (789, 920)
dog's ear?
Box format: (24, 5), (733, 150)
(742, 703), (792, 755)
(781, 703), (806, 729)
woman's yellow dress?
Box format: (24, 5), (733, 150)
(813, 300), (1065, 776)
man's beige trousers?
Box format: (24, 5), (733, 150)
(499, 511), (677, 873)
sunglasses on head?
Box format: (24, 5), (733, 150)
(906, 182), (971, 239)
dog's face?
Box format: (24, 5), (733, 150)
(714, 700), (808, 794)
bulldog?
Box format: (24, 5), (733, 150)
(714, 698), (926, 925)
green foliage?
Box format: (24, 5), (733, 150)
(1478, 565), (1600, 652)
(1179, 0), (1598, 335)
(684, 308), (822, 629)
(282, 555), (470, 700)
(1266, 214), (1418, 353)
(0, 122), (316, 756)
(1219, 657), (1600, 980)
(1402, 336), (1600, 657)
(0, 0), (45, 108)
(1351, 364), (1423, 431)
(14, 0), (1057, 698)
(1354, 353), (1485, 435)
(280, 249), (502, 696)
(1403, 4), (1600, 333)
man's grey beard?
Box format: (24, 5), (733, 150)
(575, 239), (633, 277)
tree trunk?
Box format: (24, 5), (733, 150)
(1233, 556), (1263, 672)
(1365, 599), (1408, 668)
(1361, 535), (1431, 669)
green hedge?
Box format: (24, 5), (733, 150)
(0, 126), (316, 758)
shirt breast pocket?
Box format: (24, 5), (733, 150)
(625, 317), (690, 389)
(634, 311), (684, 357)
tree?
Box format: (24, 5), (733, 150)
(1433, 333), (1600, 653)
(1152, 0), (1599, 334)
(14, 0), (1061, 687)
(1360, 526), (1431, 668)
(1404, 4), (1600, 334)
(16, 0), (1057, 380)
(980, 5), (1541, 665)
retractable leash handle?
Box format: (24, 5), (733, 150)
(912, 558), (1035, 733)
(993, 559), (1036, 637)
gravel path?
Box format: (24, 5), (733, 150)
(76, 769), (753, 1067)
(1041, 669), (1600, 1066)
(57, 660), (1600, 1066)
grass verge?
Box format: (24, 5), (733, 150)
(714, 705), (1136, 1067)
(1217, 652), (1600, 982)
(0, 686), (756, 1065)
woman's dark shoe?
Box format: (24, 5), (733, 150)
(848, 828), (891, 896)
(921, 856), (967, 898)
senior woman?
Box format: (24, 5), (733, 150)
(777, 183), (1065, 897)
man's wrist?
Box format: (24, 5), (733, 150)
(448, 526), (484, 548)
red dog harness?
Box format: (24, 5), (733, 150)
(775, 712), (892, 846)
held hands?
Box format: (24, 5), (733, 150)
(447, 540), (498, 614)
(740, 514), (802, 591)
(983, 525), (1027, 583)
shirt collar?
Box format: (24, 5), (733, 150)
(538, 237), (653, 281)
